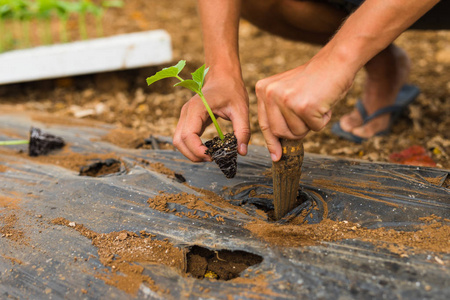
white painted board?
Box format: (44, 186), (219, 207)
(0, 30), (172, 85)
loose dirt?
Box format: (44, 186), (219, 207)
(51, 217), (183, 295)
(0, 146), (121, 173)
(0, 195), (27, 244)
(246, 216), (450, 255)
(50, 194), (449, 295)
(51, 217), (264, 295)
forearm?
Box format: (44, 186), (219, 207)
(319, 0), (439, 73)
(197, 0), (242, 77)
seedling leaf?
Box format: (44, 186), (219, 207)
(146, 60), (186, 86)
(174, 59), (186, 73)
(101, 0), (124, 8)
(174, 80), (200, 94)
(191, 64), (208, 88)
(145, 60), (224, 140)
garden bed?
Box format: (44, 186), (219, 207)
(0, 112), (448, 299)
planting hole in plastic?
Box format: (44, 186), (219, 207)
(227, 182), (326, 223)
(79, 158), (126, 177)
(184, 245), (263, 280)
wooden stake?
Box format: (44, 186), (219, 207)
(272, 139), (304, 220)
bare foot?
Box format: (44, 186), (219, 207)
(338, 44), (411, 138)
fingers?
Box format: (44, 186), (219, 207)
(173, 100), (211, 162)
(256, 78), (309, 140)
(257, 94), (282, 162)
(228, 105), (251, 156)
(256, 75), (334, 145)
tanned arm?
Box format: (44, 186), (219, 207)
(173, 0), (250, 162)
(256, 0), (439, 161)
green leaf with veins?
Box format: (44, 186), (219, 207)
(146, 60), (224, 140)
(174, 79), (200, 94)
(191, 64), (209, 88)
(174, 59), (186, 73)
(146, 60), (186, 86)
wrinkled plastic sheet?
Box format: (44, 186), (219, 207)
(0, 114), (449, 300)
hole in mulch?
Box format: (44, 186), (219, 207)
(79, 158), (125, 177)
(443, 176), (450, 189)
(184, 245), (263, 281)
(227, 183), (325, 224)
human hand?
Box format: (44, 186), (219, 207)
(255, 56), (354, 161)
(173, 72), (250, 162)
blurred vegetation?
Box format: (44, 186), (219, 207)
(0, 0), (124, 52)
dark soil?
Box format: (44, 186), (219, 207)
(185, 245), (263, 280)
(79, 158), (122, 177)
(29, 127), (65, 157)
(205, 132), (238, 178)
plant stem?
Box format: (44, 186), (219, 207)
(199, 92), (224, 140)
(0, 140), (29, 146)
(174, 75), (224, 140)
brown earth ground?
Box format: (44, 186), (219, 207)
(0, 0), (449, 168)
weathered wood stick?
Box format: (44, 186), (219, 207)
(272, 139), (304, 220)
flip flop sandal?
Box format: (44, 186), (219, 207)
(331, 84), (420, 144)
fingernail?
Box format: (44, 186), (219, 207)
(239, 143), (247, 155)
(271, 153), (277, 161)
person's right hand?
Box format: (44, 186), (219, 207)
(255, 52), (355, 162)
(173, 71), (251, 162)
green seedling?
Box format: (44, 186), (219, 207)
(101, 0), (124, 8)
(0, 0), (120, 51)
(0, 127), (65, 156)
(0, 139), (29, 146)
(146, 60), (224, 140)
(75, 0), (100, 40)
(55, 1), (77, 43)
(11, 0), (33, 48)
(0, 0), (14, 52)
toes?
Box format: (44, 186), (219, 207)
(351, 115), (390, 138)
(339, 110), (363, 132)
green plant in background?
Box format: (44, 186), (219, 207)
(76, 0), (92, 40)
(0, 0), (124, 52)
(0, 0), (14, 52)
(35, 0), (58, 45)
(54, 0), (77, 43)
(14, 0), (34, 48)
(97, 0), (124, 37)
(146, 60), (225, 140)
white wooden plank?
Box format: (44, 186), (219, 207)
(0, 30), (172, 85)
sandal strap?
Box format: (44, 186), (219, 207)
(355, 100), (368, 120)
(363, 105), (404, 124)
